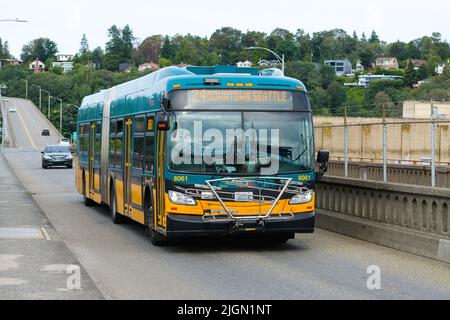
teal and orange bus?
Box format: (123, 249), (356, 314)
(75, 65), (328, 245)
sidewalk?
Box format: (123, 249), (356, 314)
(0, 152), (103, 299)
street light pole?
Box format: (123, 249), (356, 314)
(244, 46), (285, 73)
(32, 84), (42, 110)
(42, 90), (50, 118)
(22, 79), (28, 99)
(51, 96), (63, 134)
(0, 83), (8, 149)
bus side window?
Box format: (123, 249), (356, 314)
(133, 117), (145, 172)
(115, 120), (124, 169)
(109, 120), (117, 168)
(144, 115), (155, 173)
(80, 124), (88, 162)
(94, 121), (102, 166)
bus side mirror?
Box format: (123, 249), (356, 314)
(316, 150), (329, 181)
(157, 112), (170, 131)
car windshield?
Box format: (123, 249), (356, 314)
(167, 111), (314, 175)
(46, 146), (70, 153)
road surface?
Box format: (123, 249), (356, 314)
(3, 98), (450, 299)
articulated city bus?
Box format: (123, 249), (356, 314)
(75, 65), (329, 245)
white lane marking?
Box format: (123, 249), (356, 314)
(0, 278), (28, 286)
(0, 255), (22, 271)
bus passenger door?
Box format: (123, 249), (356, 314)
(89, 122), (95, 196)
(123, 118), (133, 216)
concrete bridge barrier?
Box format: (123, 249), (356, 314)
(327, 160), (450, 188)
(316, 176), (450, 264)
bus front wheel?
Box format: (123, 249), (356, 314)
(144, 193), (166, 246)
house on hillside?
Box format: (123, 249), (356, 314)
(374, 57), (399, 69)
(236, 60), (253, 68)
(0, 59), (21, 68)
(138, 62), (160, 73)
(29, 59), (45, 73)
(324, 60), (353, 76)
(411, 59), (427, 70)
(52, 53), (74, 73)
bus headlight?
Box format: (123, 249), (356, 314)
(289, 190), (313, 204)
(168, 191), (197, 206)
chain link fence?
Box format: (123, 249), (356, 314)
(314, 104), (450, 187)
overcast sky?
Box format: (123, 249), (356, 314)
(1, 0), (450, 59)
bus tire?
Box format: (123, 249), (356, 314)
(144, 191), (166, 246)
(83, 172), (95, 207)
(110, 184), (125, 224)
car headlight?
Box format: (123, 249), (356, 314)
(65, 155), (73, 160)
(168, 190), (197, 206)
(290, 190), (313, 204)
(43, 155), (52, 160)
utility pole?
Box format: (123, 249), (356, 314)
(51, 96), (63, 134)
(23, 79), (28, 99)
(42, 90), (50, 118)
(32, 85), (42, 110)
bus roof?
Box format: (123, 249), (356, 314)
(78, 66), (307, 121)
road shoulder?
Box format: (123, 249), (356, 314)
(0, 151), (104, 300)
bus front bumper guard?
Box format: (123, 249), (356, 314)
(167, 177), (315, 236)
(166, 212), (315, 237)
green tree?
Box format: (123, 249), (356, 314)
(80, 34), (89, 54)
(369, 30), (380, 44)
(374, 91), (392, 115)
(160, 36), (176, 61)
(0, 38), (11, 59)
(320, 65), (337, 89)
(209, 27), (242, 65)
(104, 25), (135, 71)
(404, 59), (419, 87)
(326, 82), (346, 114)
(20, 38), (58, 63)
(134, 35), (161, 65)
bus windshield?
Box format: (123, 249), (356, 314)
(167, 111), (314, 175)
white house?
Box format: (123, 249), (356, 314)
(138, 62), (159, 73)
(29, 59), (45, 73)
(374, 57), (399, 69)
(236, 60), (252, 68)
(436, 64), (448, 75)
(52, 61), (74, 73)
(324, 60), (353, 76)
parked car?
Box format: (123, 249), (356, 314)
(41, 145), (73, 169)
(42, 129), (50, 136)
(58, 138), (70, 146)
